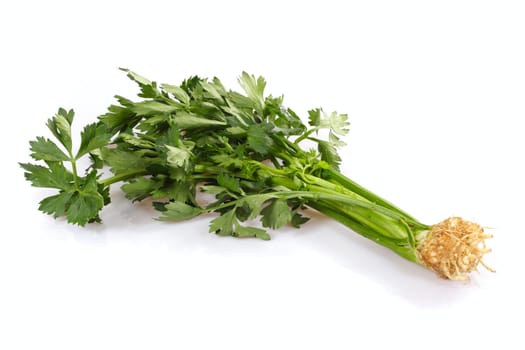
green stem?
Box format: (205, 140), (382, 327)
(203, 187), (415, 227)
(71, 159), (80, 189)
(293, 127), (318, 145)
(273, 175), (426, 228)
(322, 168), (418, 221)
(99, 169), (149, 187)
(272, 172), (426, 262)
(307, 201), (420, 263)
(304, 183), (421, 240)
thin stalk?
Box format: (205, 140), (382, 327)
(272, 175), (426, 229)
(322, 168), (418, 221)
(272, 171), (428, 261)
(307, 201), (420, 262)
(71, 159), (80, 189)
(99, 169), (149, 187)
(293, 128), (318, 145)
(202, 188), (417, 225)
(67, 150), (80, 190)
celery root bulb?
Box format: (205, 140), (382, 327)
(417, 217), (494, 280)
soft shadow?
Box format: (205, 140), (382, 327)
(295, 209), (478, 307)
(35, 186), (485, 306)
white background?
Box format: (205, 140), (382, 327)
(1, 1), (524, 349)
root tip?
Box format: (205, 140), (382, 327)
(417, 217), (494, 280)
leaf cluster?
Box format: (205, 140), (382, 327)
(21, 70), (348, 237)
(20, 108), (111, 225)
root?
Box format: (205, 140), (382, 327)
(417, 217), (494, 280)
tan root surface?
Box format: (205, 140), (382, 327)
(417, 217), (494, 280)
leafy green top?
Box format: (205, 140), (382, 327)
(21, 69), (350, 236)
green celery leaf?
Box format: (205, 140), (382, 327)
(31, 170), (106, 225)
(76, 123), (112, 158)
(131, 101), (179, 115)
(181, 76), (203, 93)
(317, 139), (342, 170)
(38, 191), (74, 218)
(238, 72), (266, 114)
(121, 177), (161, 202)
(138, 115), (170, 134)
(82, 169), (102, 192)
(225, 126), (246, 136)
(270, 106), (306, 135)
(201, 81), (225, 101)
(234, 224), (270, 240)
(46, 108), (74, 153)
(194, 104), (226, 124)
(217, 173), (243, 195)
(151, 179), (193, 202)
(328, 131), (346, 148)
(226, 91), (255, 111)
(210, 154), (244, 170)
(211, 77), (227, 96)
(66, 191), (104, 226)
(319, 111), (350, 136)
(308, 108), (321, 127)
(120, 68), (152, 86)
(161, 84), (191, 105)
(119, 133), (157, 149)
(247, 124), (273, 154)
(241, 194), (272, 219)
(89, 151), (104, 169)
(165, 145), (192, 171)
(291, 213), (310, 228)
(261, 199), (292, 229)
(29, 136), (69, 161)
(173, 111), (227, 129)
(157, 201), (203, 222)
(98, 183), (111, 206)
(119, 68), (159, 98)
(99, 97), (141, 134)
(309, 109), (350, 137)
(101, 148), (147, 174)
(209, 209), (270, 240)
(234, 200), (252, 221)
(66, 171), (105, 226)
(19, 162), (73, 189)
(200, 185), (227, 195)
(209, 209), (236, 236)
